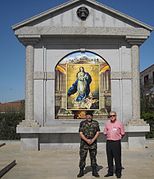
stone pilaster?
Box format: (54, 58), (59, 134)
(126, 36), (150, 149)
(126, 36), (147, 120)
(18, 36), (41, 127)
(25, 44), (34, 121)
(131, 44), (140, 119)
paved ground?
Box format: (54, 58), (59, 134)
(0, 140), (154, 179)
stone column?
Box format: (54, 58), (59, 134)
(126, 36), (147, 120)
(25, 44), (34, 121)
(126, 36), (150, 149)
(131, 44), (140, 119)
(17, 36), (41, 123)
(16, 36), (41, 151)
(21, 37), (40, 126)
(106, 71), (109, 91)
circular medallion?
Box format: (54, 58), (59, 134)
(77, 7), (89, 21)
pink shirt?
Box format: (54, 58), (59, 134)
(103, 120), (125, 141)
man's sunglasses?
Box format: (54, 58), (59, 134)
(109, 115), (116, 117)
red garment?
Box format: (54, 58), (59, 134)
(104, 120), (125, 141)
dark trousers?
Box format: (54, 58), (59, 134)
(79, 145), (97, 169)
(106, 140), (122, 175)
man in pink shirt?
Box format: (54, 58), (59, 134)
(103, 111), (125, 178)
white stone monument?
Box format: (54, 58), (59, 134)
(12, 0), (152, 150)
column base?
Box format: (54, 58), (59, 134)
(17, 120), (40, 150)
(126, 119), (150, 149)
(18, 119), (40, 127)
(20, 133), (39, 151)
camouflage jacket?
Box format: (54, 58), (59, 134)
(79, 119), (100, 141)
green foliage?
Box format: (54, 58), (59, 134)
(0, 112), (24, 140)
(141, 112), (154, 138)
(141, 95), (154, 113)
(141, 82), (154, 138)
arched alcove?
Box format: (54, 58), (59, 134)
(55, 51), (111, 119)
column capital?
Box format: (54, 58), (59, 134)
(126, 35), (148, 46)
(18, 35), (41, 46)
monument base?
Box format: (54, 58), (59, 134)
(126, 119), (150, 149)
(17, 119), (150, 150)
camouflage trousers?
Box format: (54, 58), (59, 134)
(79, 142), (97, 169)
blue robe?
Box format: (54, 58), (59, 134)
(68, 72), (92, 101)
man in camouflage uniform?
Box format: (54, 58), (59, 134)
(77, 113), (100, 178)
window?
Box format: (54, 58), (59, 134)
(144, 75), (149, 86)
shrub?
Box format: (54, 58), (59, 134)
(141, 112), (154, 138)
(0, 112), (24, 140)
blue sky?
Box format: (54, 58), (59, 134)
(0, 0), (154, 103)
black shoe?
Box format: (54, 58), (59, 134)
(77, 169), (84, 177)
(92, 167), (100, 177)
(104, 173), (113, 177)
(116, 173), (121, 178)
(92, 172), (100, 177)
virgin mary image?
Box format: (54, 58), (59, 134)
(68, 67), (92, 102)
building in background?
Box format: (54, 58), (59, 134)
(140, 64), (154, 111)
(0, 100), (24, 113)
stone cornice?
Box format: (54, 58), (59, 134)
(33, 72), (45, 80)
(34, 71), (131, 80)
(15, 27), (150, 37)
(34, 72), (55, 80)
(126, 35), (148, 45)
(18, 35), (41, 46)
(111, 72), (132, 80)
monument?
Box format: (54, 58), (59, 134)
(12, 0), (152, 150)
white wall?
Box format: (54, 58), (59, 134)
(33, 38), (132, 125)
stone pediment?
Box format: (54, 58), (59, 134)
(13, 0), (153, 32)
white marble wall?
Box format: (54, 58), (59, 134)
(33, 38), (132, 125)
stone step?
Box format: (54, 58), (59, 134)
(0, 160), (16, 178)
